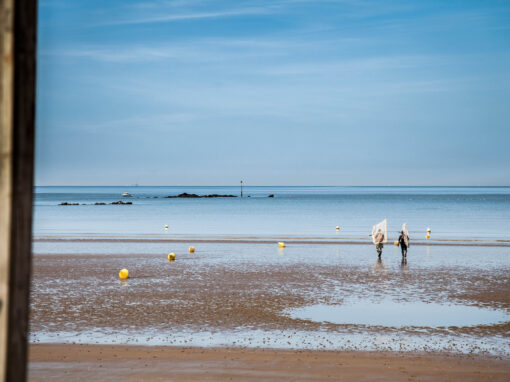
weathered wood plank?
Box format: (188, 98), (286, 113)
(0, 0), (37, 381)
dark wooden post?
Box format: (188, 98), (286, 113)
(0, 0), (37, 381)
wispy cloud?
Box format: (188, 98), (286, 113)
(257, 55), (448, 76)
(55, 113), (198, 134)
(40, 42), (289, 63)
(100, 6), (274, 26)
(39, 35), (367, 64)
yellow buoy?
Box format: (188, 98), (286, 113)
(426, 234), (430, 239)
(189, 246), (195, 253)
(394, 240), (399, 246)
(168, 253), (176, 261)
(164, 224), (168, 229)
(336, 226), (340, 231)
(278, 242), (285, 248)
(119, 268), (129, 279)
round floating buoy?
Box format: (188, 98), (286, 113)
(164, 224), (169, 229)
(168, 253), (176, 261)
(394, 241), (399, 246)
(119, 268), (129, 279)
(278, 242), (285, 248)
(426, 234), (430, 239)
(189, 246), (195, 253)
(336, 226), (340, 231)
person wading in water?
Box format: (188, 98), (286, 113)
(398, 223), (410, 258)
(374, 229), (385, 258)
(372, 219), (387, 259)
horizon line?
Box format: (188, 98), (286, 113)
(34, 185), (510, 188)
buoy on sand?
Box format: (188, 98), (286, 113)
(168, 253), (176, 261)
(189, 246), (195, 253)
(119, 268), (129, 279)
(278, 242), (285, 248)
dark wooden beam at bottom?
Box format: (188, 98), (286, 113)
(0, 0), (37, 381)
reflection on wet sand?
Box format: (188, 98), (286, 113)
(371, 257), (387, 275)
(29, 242), (510, 356)
(400, 257), (408, 271)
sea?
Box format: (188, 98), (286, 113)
(33, 186), (510, 241)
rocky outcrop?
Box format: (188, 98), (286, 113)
(59, 201), (132, 205)
(165, 193), (237, 198)
(268, 194), (275, 198)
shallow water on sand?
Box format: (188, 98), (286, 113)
(32, 240), (510, 270)
(289, 300), (509, 327)
(30, 241), (510, 356)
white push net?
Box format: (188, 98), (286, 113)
(372, 219), (387, 244)
(402, 223), (410, 246)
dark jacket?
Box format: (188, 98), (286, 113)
(398, 234), (408, 248)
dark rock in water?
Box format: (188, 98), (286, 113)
(165, 193), (237, 198)
(268, 194), (275, 198)
(165, 193), (199, 198)
(94, 202), (106, 205)
(59, 202), (79, 206)
(110, 200), (133, 205)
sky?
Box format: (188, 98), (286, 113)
(36, 0), (510, 186)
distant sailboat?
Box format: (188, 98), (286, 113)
(122, 192), (132, 197)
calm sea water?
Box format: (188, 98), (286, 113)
(33, 186), (510, 240)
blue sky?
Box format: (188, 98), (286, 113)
(36, 0), (510, 186)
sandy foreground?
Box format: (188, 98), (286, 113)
(29, 343), (510, 381)
(28, 240), (510, 380)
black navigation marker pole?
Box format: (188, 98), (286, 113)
(240, 180), (243, 198)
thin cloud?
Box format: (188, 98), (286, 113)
(40, 43), (289, 63)
(257, 55), (450, 76)
(56, 114), (198, 134)
(101, 6), (274, 26)
(39, 35), (367, 63)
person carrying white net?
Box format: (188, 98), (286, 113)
(371, 219), (387, 258)
(398, 223), (410, 258)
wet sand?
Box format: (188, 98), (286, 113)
(29, 344), (510, 381)
(29, 241), (510, 379)
(30, 247), (510, 341)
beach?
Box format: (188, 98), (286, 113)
(29, 344), (510, 381)
(28, 238), (510, 380)
(28, 187), (510, 380)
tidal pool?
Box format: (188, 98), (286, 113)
(289, 300), (510, 328)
